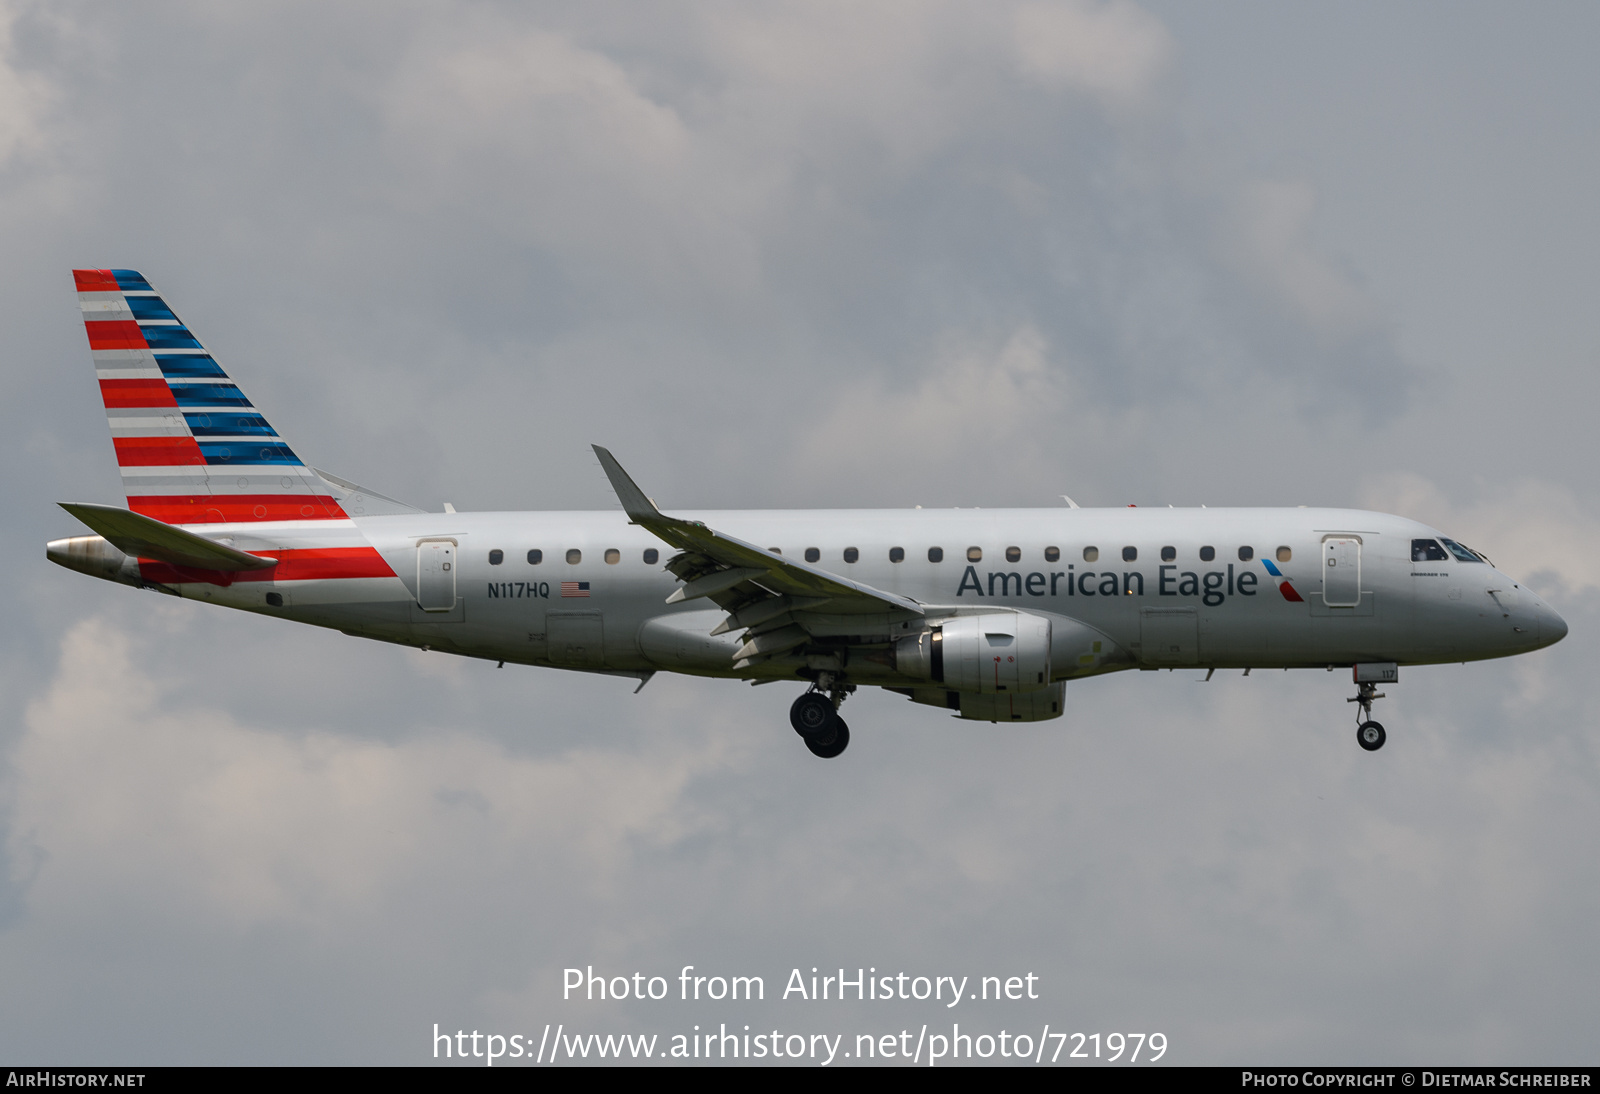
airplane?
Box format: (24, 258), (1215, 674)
(48, 269), (1569, 758)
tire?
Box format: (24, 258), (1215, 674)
(805, 719), (849, 758)
(1357, 720), (1386, 751)
(790, 692), (836, 738)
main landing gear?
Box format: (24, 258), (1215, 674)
(790, 676), (853, 759)
(1348, 679), (1387, 752)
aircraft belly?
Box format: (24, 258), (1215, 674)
(637, 609), (746, 675)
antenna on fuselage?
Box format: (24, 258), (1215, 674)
(1060, 495), (1080, 509)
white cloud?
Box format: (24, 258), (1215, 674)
(1014, 0), (1173, 111)
(1225, 179), (1381, 337)
(795, 325), (1066, 475)
(1359, 471), (1600, 594)
(9, 617), (733, 933)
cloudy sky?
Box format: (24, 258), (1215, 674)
(2, 0), (1597, 1065)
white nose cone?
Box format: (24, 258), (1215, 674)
(1534, 596), (1569, 647)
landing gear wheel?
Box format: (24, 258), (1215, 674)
(805, 718), (849, 758)
(1357, 720), (1387, 752)
(790, 692), (837, 739)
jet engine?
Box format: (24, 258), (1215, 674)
(894, 611), (1053, 693)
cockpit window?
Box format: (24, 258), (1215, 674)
(1412, 539), (1449, 562)
(1440, 538), (1485, 563)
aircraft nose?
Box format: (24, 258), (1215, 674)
(1536, 599), (1569, 647)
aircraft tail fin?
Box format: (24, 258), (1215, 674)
(73, 268), (350, 525)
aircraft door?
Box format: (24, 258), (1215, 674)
(416, 540), (457, 611)
(1322, 537), (1361, 607)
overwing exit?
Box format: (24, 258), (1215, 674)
(49, 270), (1568, 758)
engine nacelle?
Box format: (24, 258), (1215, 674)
(894, 611), (1052, 694)
(899, 682), (1066, 722)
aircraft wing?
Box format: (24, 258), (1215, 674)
(593, 446), (925, 665)
(59, 502), (278, 571)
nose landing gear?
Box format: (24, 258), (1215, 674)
(790, 676), (854, 758)
(1345, 663), (1398, 752)
(1356, 718), (1386, 751)
(1348, 679), (1387, 752)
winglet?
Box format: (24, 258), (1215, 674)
(592, 445), (663, 523)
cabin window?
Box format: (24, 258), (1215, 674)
(843, 547), (859, 563)
(566, 549), (581, 565)
(1412, 539), (1448, 562)
(527, 549), (543, 565)
(967, 547), (983, 562)
(1276, 546), (1292, 563)
(1238, 546), (1254, 561)
(1199, 546), (1215, 562)
(1083, 546), (1099, 562)
(1044, 546), (1060, 562)
(889, 547), (905, 563)
(805, 547), (820, 563)
(604, 549), (620, 565)
(928, 547), (944, 563)
(1440, 538), (1485, 563)
(488, 549), (504, 565)
(643, 548), (659, 565)
(1122, 546), (1137, 562)
(1160, 546), (1175, 562)
(768, 547), (781, 554)
(1005, 546), (1021, 563)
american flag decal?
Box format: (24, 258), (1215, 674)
(560, 581), (590, 598)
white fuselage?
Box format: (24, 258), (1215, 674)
(156, 506), (1564, 682)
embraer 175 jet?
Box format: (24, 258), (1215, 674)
(49, 269), (1568, 758)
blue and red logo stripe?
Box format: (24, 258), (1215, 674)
(1261, 558), (1305, 602)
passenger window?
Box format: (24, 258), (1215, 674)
(843, 547), (859, 563)
(768, 547), (781, 554)
(489, 549), (504, 565)
(928, 547), (944, 563)
(1276, 546), (1292, 563)
(1412, 539), (1448, 562)
(967, 547), (983, 562)
(889, 547), (905, 563)
(805, 547), (820, 563)
(527, 549), (542, 565)
(566, 549), (581, 565)
(604, 549), (620, 565)
(1238, 546), (1254, 561)
(1083, 546), (1099, 562)
(1440, 538), (1484, 563)
(1199, 546), (1215, 562)
(1122, 546), (1137, 562)
(1005, 546), (1021, 563)
(1044, 546), (1060, 562)
(1160, 546), (1175, 562)
(643, 548), (659, 565)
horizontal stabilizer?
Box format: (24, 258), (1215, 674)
(59, 502), (277, 571)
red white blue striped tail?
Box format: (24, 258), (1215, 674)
(74, 268), (349, 525)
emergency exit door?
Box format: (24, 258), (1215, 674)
(1322, 537), (1361, 607)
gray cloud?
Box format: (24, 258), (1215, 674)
(2, 0), (1596, 1065)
